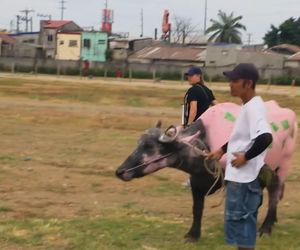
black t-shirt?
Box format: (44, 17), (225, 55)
(184, 83), (215, 125)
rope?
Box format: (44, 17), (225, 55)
(182, 140), (225, 208)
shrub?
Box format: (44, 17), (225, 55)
(37, 66), (56, 74)
(15, 65), (34, 73)
(65, 67), (80, 76)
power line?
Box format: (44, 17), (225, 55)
(20, 8), (35, 32)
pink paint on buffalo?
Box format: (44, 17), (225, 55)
(199, 101), (298, 182)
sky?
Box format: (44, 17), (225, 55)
(1, 0), (299, 44)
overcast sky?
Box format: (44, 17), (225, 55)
(1, 0), (299, 44)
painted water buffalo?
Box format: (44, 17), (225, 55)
(116, 101), (298, 242)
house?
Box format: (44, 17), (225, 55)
(80, 31), (108, 62)
(109, 37), (152, 61)
(109, 38), (129, 61)
(39, 20), (82, 59)
(10, 32), (41, 58)
(265, 44), (300, 56)
(56, 32), (81, 60)
(128, 38), (152, 52)
(205, 44), (285, 79)
(0, 33), (16, 57)
(128, 44), (206, 73)
(285, 52), (300, 68)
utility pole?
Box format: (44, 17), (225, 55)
(247, 33), (252, 45)
(20, 9), (35, 32)
(16, 15), (21, 33)
(9, 20), (15, 33)
(59, 0), (67, 20)
(204, 0), (207, 34)
(140, 8), (144, 37)
(30, 17), (33, 32)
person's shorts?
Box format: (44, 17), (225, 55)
(224, 179), (262, 248)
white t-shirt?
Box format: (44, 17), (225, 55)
(225, 96), (272, 183)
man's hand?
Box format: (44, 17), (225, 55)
(231, 152), (247, 168)
(206, 148), (224, 161)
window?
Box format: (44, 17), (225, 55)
(69, 40), (78, 47)
(98, 40), (106, 45)
(59, 40), (64, 45)
(83, 39), (91, 48)
(23, 39), (35, 43)
(47, 35), (53, 42)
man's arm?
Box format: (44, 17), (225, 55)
(188, 101), (197, 124)
(231, 133), (273, 168)
(206, 142), (227, 161)
(245, 133), (273, 160)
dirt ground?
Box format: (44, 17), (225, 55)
(0, 73), (299, 230)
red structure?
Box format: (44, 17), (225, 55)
(162, 10), (171, 41)
(101, 9), (114, 33)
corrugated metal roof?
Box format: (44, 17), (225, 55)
(0, 34), (16, 44)
(267, 43), (300, 55)
(43, 20), (72, 29)
(129, 46), (206, 61)
(288, 52), (300, 61)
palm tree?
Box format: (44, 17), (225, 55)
(206, 10), (246, 44)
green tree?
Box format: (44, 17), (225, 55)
(206, 10), (246, 44)
(264, 18), (300, 47)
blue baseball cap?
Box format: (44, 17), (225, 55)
(185, 66), (202, 76)
(223, 63), (259, 82)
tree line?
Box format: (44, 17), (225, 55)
(172, 10), (300, 47)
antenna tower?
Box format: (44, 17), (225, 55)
(59, 0), (67, 20)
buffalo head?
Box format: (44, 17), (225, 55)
(115, 120), (209, 181)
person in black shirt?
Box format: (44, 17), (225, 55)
(183, 66), (217, 187)
(183, 66), (217, 127)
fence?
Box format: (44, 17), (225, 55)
(0, 57), (299, 85)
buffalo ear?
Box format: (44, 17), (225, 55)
(155, 120), (162, 128)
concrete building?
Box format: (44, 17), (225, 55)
(80, 31), (108, 62)
(128, 38), (152, 52)
(56, 32), (81, 60)
(109, 38), (129, 61)
(285, 52), (300, 68)
(109, 37), (152, 61)
(205, 44), (285, 79)
(10, 32), (40, 58)
(0, 33), (16, 57)
(40, 20), (82, 59)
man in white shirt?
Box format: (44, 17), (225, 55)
(207, 63), (273, 250)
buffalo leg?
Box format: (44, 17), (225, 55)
(184, 184), (205, 242)
(259, 174), (283, 236)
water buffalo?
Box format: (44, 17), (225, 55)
(115, 101), (298, 242)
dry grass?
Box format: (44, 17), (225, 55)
(0, 73), (299, 249)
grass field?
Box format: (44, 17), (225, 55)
(0, 73), (299, 250)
